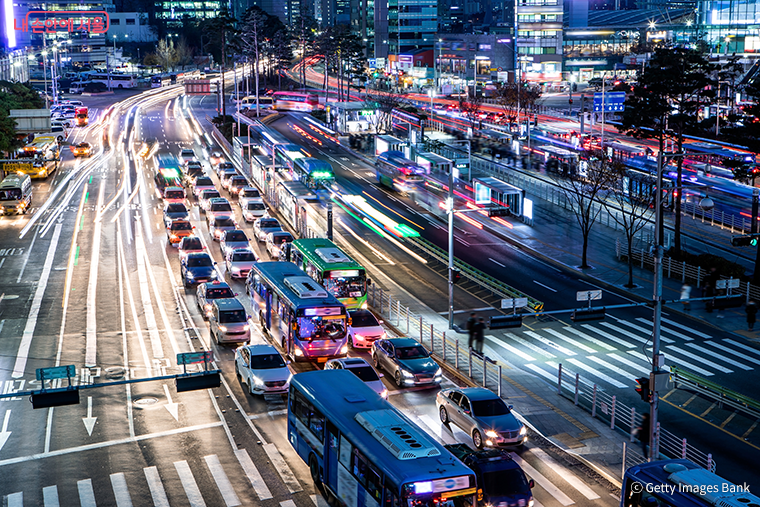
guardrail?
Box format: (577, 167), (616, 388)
(671, 366), (760, 417)
(406, 236), (544, 311)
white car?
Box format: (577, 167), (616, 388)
(348, 309), (386, 349)
(325, 357), (388, 399)
(253, 217), (282, 242)
(235, 344), (292, 396)
(225, 248), (258, 279)
(242, 199), (267, 223)
(265, 231), (293, 259)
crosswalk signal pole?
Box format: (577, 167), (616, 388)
(650, 151), (665, 461)
(448, 163), (455, 330)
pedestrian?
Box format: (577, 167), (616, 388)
(474, 317), (486, 354)
(680, 283), (692, 311)
(704, 282), (714, 313)
(466, 312), (477, 350)
(637, 413), (651, 459)
(747, 300), (758, 331)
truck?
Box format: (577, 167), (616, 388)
(444, 444), (534, 507)
(75, 107), (89, 127)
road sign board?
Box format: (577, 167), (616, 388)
(593, 92), (626, 113)
(716, 279), (740, 289)
(36, 365), (76, 381)
(502, 297), (528, 309)
(177, 351), (213, 365)
(184, 80), (211, 95)
(576, 290), (602, 301)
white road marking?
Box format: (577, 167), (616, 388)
(723, 339), (760, 358)
(529, 448), (600, 499)
(533, 280), (558, 292)
(205, 454), (241, 506)
(633, 318), (693, 341)
(417, 414), (458, 444)
(15, 229), (36, 283)
(505, 332), (557, 358)
(6, 492), (22, 507)
(605, 354), (651, 376)
(488, 335), (536, 361)
(110, 472), (133, 507)
(163, 384), (180, 421)
(524, 363), (558, 383)
(235, 449), (273, 500)
(566, 358), (628, 388)
(13, 223), (62, 378)
(666, 346), (733, 374)
(562, 327), (618, 351)
(42, 485), (59, 507)
(263, 442), (303, 493)
(705, 341), (760, 365)
(586, 355), (638, 380)
(525, 331), (576, 356)
(311, 494), (330, 507)
(579, 324), (637, 349)
(247, 409), (288, 420)
(85, 179), (105, 367)
(661, 317), (711, 339)
(144, 466), (171, 507)
(684, 343), (752, 370)
(175, 460), (207, 507)
(77, 478), (97, 507)
(598, 322), (658, 345)
(543, 329), (596, 353)
(135, 227), (164, 359)
(627, 349), (713, 377)
(489, 257), (505, 267)
(281, 501), (297, 507)
(510, 453), (575, 506)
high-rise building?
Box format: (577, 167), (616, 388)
(374, 0), (438, 59)
(155, 0), (228, 23)
(517, 0), (563, 82)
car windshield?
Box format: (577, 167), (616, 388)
(471, 398), (510, 417)
(249, 353), (286, 369)
(215, 218), (235, 227)
(232, 251), (256, 262)
(349, 311), (379, 328)
(182, 150), (194, 158)
(166, 203), (186, 213)
(171, 222), (192, 231)
(195, 177), (213, 186)
(259, 219), (279, 228)
(396, 346), (428, 360)
(0, 189), (22, 200)
(220, 163), (233, 169)
(242, 189), (260, 198)
(207, 287), (234, 299)
(481, 469), (530, 497)
(187, 256), (213, 267)
(231, 177), (246, 185)
(347, 366), (380, 382)
(270, 233), (292, 243)
(247, 202), (266, 211)
(202, 191), (220, 200)
(325, 275), (366, 299)
(297, 316), (345, 342)
(210, 203), (232, 212)
(226, 232), (247, 242)
(219, 310), (246, 323)
(180, 238), (202, 250)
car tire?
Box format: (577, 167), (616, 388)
(472, 429), (483, 449)
(249, 380), (255, 396)
(235, 363), (241, 380)
(373, 355), (380, 369)
(439, 406), (449, 424)
(394, 371), (402, 387)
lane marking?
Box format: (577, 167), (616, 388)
(135, 226), (164, 359)
(417, 414), (458, 445)
(543, 329), (596, 354)
(562, 327), (618, 351)
(235, 449), (273, 500)
(633, 318), (693, 341)
(505, 332), (557, 358)
(723, 339), (760, 358)
(205, 454), (242, 506)
(6, 492), (22, 507)
(661, 317), (711, 339)
(15, 230), (36, 283)
(533, 280), (557, 292)
(144, 466), (171, 507)
(311, 494), (330, 507)
(524, 331), (576, 356)
(529, 448), (600, 500)
(263, 442), (303, 493)
(175, 460), (207, 507)
(524, 363), (558, 383)
(565, 358), (628, 388)
(579, 324), (636, 349)
(628, 349), (714, 377)
(666, 346), (733, 374)
(684, 343), (752, 370)
(110, 472), (134, 507)
(77, 478), (97, 507)
(605, 354), (650, 376)
(489, 257), (505, 267)
(488, 335), (536, 361)
(586, 355), (639, 380)
(597, 322), (658, 345)
(510, 452), (575, 506)
(704, 341), (760, 365)
(86, 179), (106, 367)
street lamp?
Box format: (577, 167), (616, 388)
(113, 34), (117, 50)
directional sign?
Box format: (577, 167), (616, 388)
(501, 297), (528, 309)
(36, 365), (76, 381)
(593, 92), (626, 113)
(577, 290), (602, 302)
(716, 279), (740, 289)
(177, 351), (213, 365)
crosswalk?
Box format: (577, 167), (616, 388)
(486, 315), (760, 389)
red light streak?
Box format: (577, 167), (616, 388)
(458, 213), (483, 229)
(491, 216), (513, 228)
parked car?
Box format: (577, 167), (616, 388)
(436, 387), (527, 449)
(234, 344), (291, 395)
(225, 248), (258, 279)
(220, 229), (250, 256)
(253, 217), (282, 242)
(265, 231), (293, 259)
(242, 199), (267, 222)
(196, 281), (236, 319)
(325, 357), (387, 399)
(209, 215), (238, 241)
(347, 309), (385, 349)
(371, 337), (442, 387)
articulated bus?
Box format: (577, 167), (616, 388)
(290, 238), (368, 310)
(375, 151), (425, 193)
(276, 143), (311, 173)
(621, 459), (759, 507)
(293, 158), (335, 189)
(272, 91), (320, 112)
(246, 261), (348, 362)
(288, 370), (477, 507)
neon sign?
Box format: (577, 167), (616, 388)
(14, 11), (110, 34)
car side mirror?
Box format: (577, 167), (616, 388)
(508, 404), (513, 410)
(529, 480), (535, 489)
(286, 360), (292, 365)
(379, 320), (384, 325)
(378, 373), (384, 378)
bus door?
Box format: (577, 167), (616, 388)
(325, 421), (340, 492)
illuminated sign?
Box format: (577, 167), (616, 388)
(303, 307), (343, 317)
(2, 162), (33, 173)
(432, 476), (471, 493)
(329, 270), (360, 278)
(474, 181), (491, 204)
(14, 11), (110, 34)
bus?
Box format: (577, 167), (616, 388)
(257, 125), (291, 157)
(276, 180), (321, 236)
(288, 370), (477, 507)
(290, 238), (368, 310)
(247, 261), (348, 362)
(621, 459), (759, 507)
(88, 73), (138, 89)
(375, 151), (425, 193)
(272, 91), (320, 112)
(276, 143), (311, 173)
(151, 74), (172, 88)
(293, 158), (336, 189)
(0, 173), (32, 215)
(155, 154), (183, 197)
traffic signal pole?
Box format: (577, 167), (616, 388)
(650, 150), (665, 461)
(448, 162), (454, 330)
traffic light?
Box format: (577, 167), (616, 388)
(635, 377), (651, 402)
(731, 235), (759, 247)
(488, 206), (509, 217)
(568, 98), (573, 104)
(451, 268), (462, 284)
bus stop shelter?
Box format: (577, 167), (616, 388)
(473, 177), (525, 218)
(326, 102), (378, 135)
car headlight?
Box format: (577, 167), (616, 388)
(435, 367), (443, 376)
(294, 349), (304, 356)
(219, 326), (227, 332)
(485, 430), (499, 439)
(519, 426), (527, 436)
(355, 334), (365, 341)
(186, 272), (195, 279)
(381, 332), (387, 339)
(401, 369), (414, 378)
(340, 344), (348, 354)
(243, 325), (250, 331)
(380, 389), (388, 399)
(252, 375), (264, 386)
(204, 303), (211, 311)
(210, 272), (217, 279)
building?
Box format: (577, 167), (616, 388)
(0, 51), (31, 82)
(107, 12), (157, 43)
(374, 0), (438, 59)
(696, 0), (760, 54)
(155, 0), (227, 23)
(437, 34), (515, 91)
(516, 0), (563, 83)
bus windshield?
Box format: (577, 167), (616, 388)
(297, 316), (345, 341)
(324, 274), (366, 298)
(0, 189), (22, 200)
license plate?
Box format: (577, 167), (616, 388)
(317, 357), (327, 363)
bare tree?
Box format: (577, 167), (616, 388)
(365, 90), (407, 133)
(459, 94), (484, 130)
(156, 39), (178, 71)
(551, 153), (617, 269)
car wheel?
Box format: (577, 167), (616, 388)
(439, 406), (449, 424)
(249, 380), (255, 396)
(235, 363), (241, 380)
(309, 455), (322, 487)
(472, 429), (483, 449)
(394, 370), (402, 387)
(373, 355), (380, 369)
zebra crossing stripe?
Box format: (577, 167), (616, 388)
(586, 355), (639, 379)
(684, 343), (752, 370)
(488, 335), (536, 361)
(600, 322), (674, 344)
(144, 466), (171, 507)
(606, 353), (651, 376)
(77, 479), (97, 507)
(633, 318), (694, 341)
(543, 329), (596, 353)
(42, 486), (59, 507)
(529, 448), (600, 500)
(280, 501), (297, 507)
(566, 358), (628, 388)
(563, 327), (617, 351)
(661, 317), (711, 339)
(525, 331), (577, 356)
(234, 449), (273, 500)
(723, 339), (760, 358)
(666, 346), (733, 374)
(525, 363), (559, 383)
(6, 492), (22, 507)
(175, 460), (207, 507)
(263, 443), (303, 493)
(580, 324), (637, 349)
(505, 332), (557, 358)
(705, 341), (760, 365)
(629, 350), (713, 377)
(110, 473), (134, 507)
(510, 453), (575, 506)
(546, 361), (598, 388)
(204, 455), (241, 507)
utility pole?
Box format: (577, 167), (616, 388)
(650, 149), (665, 461)
(447, 160), (454, 329)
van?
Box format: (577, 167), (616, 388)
(0, 173), (33, 215)
(69, 82), (88, 94)
(209, 299), (250, 344)
(50, 125), (67, 142)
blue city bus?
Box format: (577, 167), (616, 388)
(246, 262), (348, 362)
(375, 151), (425, 194)
(294, 158), (336, 189)
(289, 370), (478, 507)
(621, 459), (759, 507)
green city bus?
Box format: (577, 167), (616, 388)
(289, 238), (369, 310)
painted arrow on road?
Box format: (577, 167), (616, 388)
(0, 411), (11, 452)
(82, 396), (97, 436)
(163, 384), (179, 421)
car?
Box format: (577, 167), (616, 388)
(371, 337), (442, 387)
(166, 219), (194, 246)
(163, 202), (189, 226)
(241, 199), (267, 222)
(238, 187), (261, 208)
(52, 110), (76, 120)
(436, 387), (527, 449)
(183, 160), (204, 182)
(192, 176), (215, 198)
(325, 357), (387, 399)
(196, 280), (236, 319)
(71, 142), (91, 157)
(178, 236), (205, 259)
(209, 298), (251, 344)
(205, 197), (234, 221)
(219, 168), (239, 190)
(228, 176), (248, 196)
(234, 344), (292, 395)
(53, 119), (73, 129)
(209, 149), (224, 166)
(178, 148), (196, 165)
(265, 231), (293, 259)
(215, 161), (235, 177)
(253, 217), (282, 242)
(180, 252), (218, 287)
(198, 190), (222, 213)
(163, 186), (186, 204)
(209, 215), (238, 241)
(347, 309), (386, 349)
(220, 229), (250, 256)
(225, 248), (258, 279)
